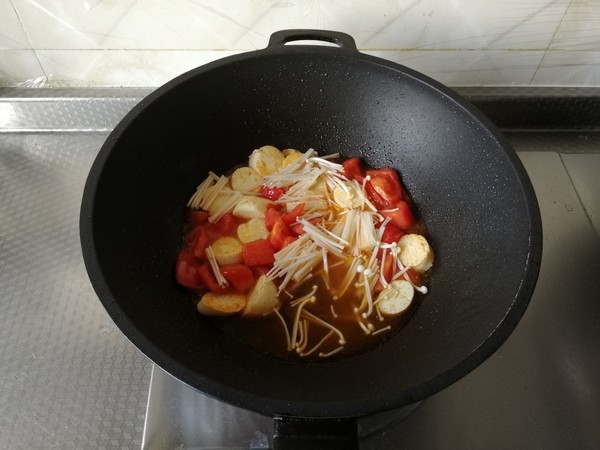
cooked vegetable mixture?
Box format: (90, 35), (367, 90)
(175, 146), (434, 359)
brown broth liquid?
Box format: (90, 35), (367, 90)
(213, 254), (426, 362)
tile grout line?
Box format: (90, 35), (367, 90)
(9, 0), (48, 84)
(531, 0), (573, 84)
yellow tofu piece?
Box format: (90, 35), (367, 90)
(248, 145), (285, 176)
(231, 167), (263, 192)
(237, 218), (269, 243)
(211, 236), (243, 265)
(376, 280), (414, 316)
(244, 275), (278, 316)
(197, 292), (247, 316)
(232, 195), (272, 219)
(398, 234), (434, 272)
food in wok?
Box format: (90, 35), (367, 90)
(175, 145), (434, 359)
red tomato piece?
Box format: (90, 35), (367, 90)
(184, 225), (200, 247)
(197, 262), (225, 292)
(191, 227), (210, 258)
(265, 204), (283, 231)
(242, 239), (275, 266)
(373, 279), (385, 294)
(342, 157), (365, 182)
(373, 252), (395, 293)
(290, 217), (321, 236)
(251, 265), (272, 278)
(270, 218), (293, 251)
(364, 180), (389, 209)
(220, 264), (255, 292)
(369, 177), (398, 208)
(367, 168), (404, 201)
(214, 213), (238, 236)
(282, 203), (304, 225)
(175, 250), (205, 290)
(381, 222), (404, 244)
(406, 268), (421, 285)
(381, 201), (415, 230)
(189, 210), (209, 225)
(282, 236), (298, 247)
(260, 185), (286, 201)
(290, 222), (305, 236)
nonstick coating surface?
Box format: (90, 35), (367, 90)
(80, 32), (541, 418)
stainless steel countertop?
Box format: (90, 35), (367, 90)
(1, 89), (599, 449)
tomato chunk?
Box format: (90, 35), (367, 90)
(342, 157), (365, 182)
(373, 252), (395, 293)
(197, 262), (225, 292)
(290, 217), (320, 236)
(265, 204), (283, 231)
(213, 213), (238, 236)
(282, 236), (298, 247)
(381, 222), (404, 244)
(184, 225), (200, 247)
(189, 210), (209, 225)
(381, 201), (415, 230)
(282, 203), (304, 225)
(175, 250), (205, 290)
(369, 177), (396, 207)
(290, 222), (305, 236)
(260, 185), (286, 201)
(367, 168), (404, 201)
(242, 239), (275, 266)
(191, 227), (209, 258)
(220, 264), (255, 292)
(406, 268), (421, 285)
(365, 180), (389, 209)
(270, 218), (294, 251)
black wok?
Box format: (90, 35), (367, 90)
(80, 30), (542, 448)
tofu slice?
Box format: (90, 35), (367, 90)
(244, 275), (278, 316)
(211, 237), (243, 265)
(206, 188), (234, 217)
(232, 195), (272, 219)
(197, 292), (247, 316)
(237, 218), (269, 243)
(280, 150), (303, 168)
(376, 280), (414, 316)
(282, 148), (301, 157)
(231, 167), (263, 192)
(248, 145), (285, 176)
(332, 182), (363, 209)
(398, 234), (434, 272)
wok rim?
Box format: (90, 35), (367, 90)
(80, 32), (543, 418)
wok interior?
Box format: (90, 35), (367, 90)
(88, 49), (535, 417)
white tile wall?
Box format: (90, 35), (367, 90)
(535, 50), (600, 85)
(1, 0), (599, 87)
(1, 1), (30, 49)
(551, 0), (600, 50)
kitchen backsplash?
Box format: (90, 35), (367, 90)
(1, 0), (599, 87)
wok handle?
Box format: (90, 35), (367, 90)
(268, 29), (358, 51)
(273, 416), (358, 450)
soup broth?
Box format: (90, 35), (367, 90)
(215, 269), (424, 361)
